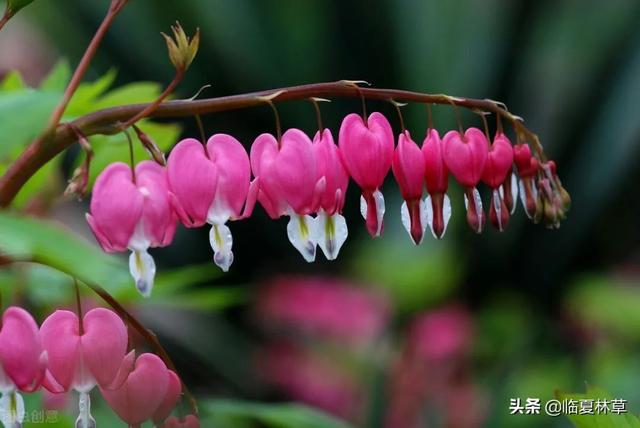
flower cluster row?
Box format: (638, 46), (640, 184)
(87, 111), (569, 296)
(0, 306), (198, 428)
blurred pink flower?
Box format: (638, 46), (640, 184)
(409, 305), (473, 362)
(255, 276), (389, 346)
(256, 343), (362, 420)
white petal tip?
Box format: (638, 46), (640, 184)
(129, 249), (156, 297)
(287, 214), (318, 262)
(317, 211), (348, 260)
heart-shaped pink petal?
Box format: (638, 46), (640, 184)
(422, 128), (448, 194)
(313, 129), (348, 215)
(152, 370), (181, 424)
(482, 133), (514, 189)
(167, 138), (219, 227)
(0, 307), (43, 391)
(207, 134), (251, 219)
(100, 353), (170, 426)
(392, 130), (424, 201)
(136, 161), (178, 247)
(443, 127), (489, 188)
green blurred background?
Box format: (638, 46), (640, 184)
(1, 0), (640, 427)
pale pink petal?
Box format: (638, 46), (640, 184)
(89, 162), (143, 252)
(135, 161), (178, 247)
(207, 134), (250, 218)
(40, 310), (82, 391)
(167, 139), (218, 227)
(81, 308), (128, 388)
(100, 353), (170, 426)
(152, 370), (181, 423)
(276, 129), (317, 214)
(0, 307), (42, 391)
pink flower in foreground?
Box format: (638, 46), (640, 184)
(392, 130), (427, 244)
(100, 353), (180, 428)
(86, 161), (177, 296)
(0, 307), (46, 427)
(167, 135), (257, 272)
(40, 308), (131, 428)
(313, 129), (349, 259)
(163, 415), (200, 428)
(339, 112), (394, 237)
(251, 129), (324, 262)
(482, 132), (515, 231)
(443, 128), (489, 233)
(422, 128), (451, 239)
(255, 276), (389, 346)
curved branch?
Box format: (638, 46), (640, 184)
(0, 80), (543, 207)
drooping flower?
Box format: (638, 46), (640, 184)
(422, 128), (451, 239)
(392, 130), (427, 244)
(339, 112), (394, 237)
(167, 135), (257, 272)
(40, 308), (131, 428)
(313, 128), (349, 259)
(443, 127), (489, 233)
(163, 415), (200, 428)
(100, 353), (178, 428)
(513, 144), (541, 220)
(86, 161), (177, 296)
(0, 307), (46, 428)
(250, 129), (324, 262)
(481, 132), (514, 231)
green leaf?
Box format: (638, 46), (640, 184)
(39, 60), (70, 91)
(0, 70), (26, 91)
(201, 400), (354, 428)
(556, 386), (640, 428)
(0, 212), (130, 292)
(65, 68), (117, 118)
(93, 81), (164, 109)
(6, 0), (35, 15)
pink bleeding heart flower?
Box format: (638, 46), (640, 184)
(40, 308), (130, 428)
(313, 128), (349, 260)
(100, 353), (174, 428)
(86, 161), (177, 296)
(443, 127), (489, 233)
(163, 415), (200, 428)
(152, 370), (181, 425)
(422, 128), (451, 239)
(482, 133), (515, 231)
(0, 307), (46, 427)
(392, 130), (427, 244)
(167, 136), (257, 272)
(251, 129), (323, 262)
(514, 144), (541, 219)
(339, 112), (394, 237)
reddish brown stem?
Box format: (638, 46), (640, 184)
(0, 80), (543, 207)
(0, 12), (11, 32)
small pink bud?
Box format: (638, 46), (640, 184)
(422, 129), (451, 239)
(443, 128), (489, 233)
(339, 112), (394, 237)
(392, 130), (426, 244)
(482, 133), (514, 231)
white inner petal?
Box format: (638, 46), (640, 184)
(371, 190), (385, 237)
(129, 249), (156, 297)
(0, 390), (24, 427)
(493, 189), (505, 231)
(316, 210), (348, 261)
(75, 392), (96, 428)
(359, 195), (367, 220)
(127, 220), (151, 252)
(286, 214), (318, 262)
(209, 223), (234, 272)
(400, 201), (428, 245)
(510, 172), (519, 214)
(442, 194), (452, 236)
(464, 188), (484, 233)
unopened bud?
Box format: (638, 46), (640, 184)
(162, 22), (200, 72)
(64, 165), (89, 200)
(134, 125), (166, 166)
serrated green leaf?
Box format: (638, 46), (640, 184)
(0, 70), (26, 91)
(93, 81), (164, 109)
(65, 68), (117, 117)
(39, 60), (70, 91)
(201, 400), (354, 428)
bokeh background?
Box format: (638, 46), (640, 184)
(1, 0), (640, 427)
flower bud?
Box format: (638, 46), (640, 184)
(134, 125), (166, 166)
(162, 22), (200, 71)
